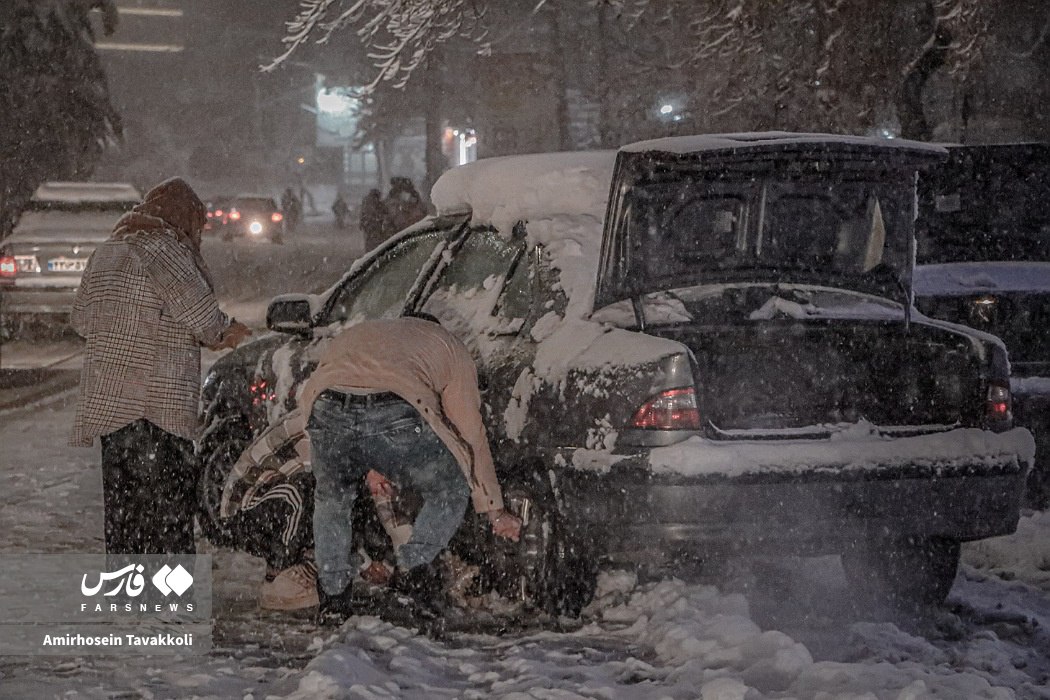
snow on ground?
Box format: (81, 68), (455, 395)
(2, 389), (1050, 698)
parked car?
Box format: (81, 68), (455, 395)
(0, 181), (140, 333)
(221, 195), (284, 243)
(199, 135), (1033, 616)
(915, 143), (1050, 508)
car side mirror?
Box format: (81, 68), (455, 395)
(267, 294), (313, 334)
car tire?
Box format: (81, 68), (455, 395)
(196, 413), (253, 549)
(841, 535), (960, 609)
(489, 471), (598, 618)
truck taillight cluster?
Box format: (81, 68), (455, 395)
(985, 382), (1012, 424)
(630, 387), (702, 431)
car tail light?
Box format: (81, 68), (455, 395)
(271, 212), (283, 223)
(214, 209), (224, 217)
(986, 382), (1012, 422)
(0, 255), (16, 279)
(229, 210), (241, 221)
(630, 387), (701, 430)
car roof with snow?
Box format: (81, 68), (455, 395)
(914, 261), (1050, 296)
(30, 181), (141, 204)
(621, 131), (947, 158)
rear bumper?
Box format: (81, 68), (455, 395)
(559, 427), (1034, 561)
(0, 286), (76, 315)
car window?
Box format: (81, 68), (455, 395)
(494, 251), (532, 322)
(420, 228), (524, 334)
(325, 229), (445, 324)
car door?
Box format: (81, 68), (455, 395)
(256, 223), (461, 423)
(415, 226), (562, 467)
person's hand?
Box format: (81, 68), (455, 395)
(487, 509), (522, 542)
(211, 320), (252, 350)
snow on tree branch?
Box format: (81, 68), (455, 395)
(265, 0), (487, 90)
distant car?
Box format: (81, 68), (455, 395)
(199, 136), (1032, 616)
(204, 196), (233, 235)
(0, 181), (140, 331)
(222, 195), (284, 243)
(915, 143), (1050, 508)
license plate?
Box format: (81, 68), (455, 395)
(47, 257), (87, 272)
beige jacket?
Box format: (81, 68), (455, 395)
(299, 318), (503, 513)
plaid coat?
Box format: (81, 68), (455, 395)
(70, 215), (229, 446)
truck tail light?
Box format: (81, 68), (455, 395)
(986, 382), (1012, 422)
(630, 387), (701, 430)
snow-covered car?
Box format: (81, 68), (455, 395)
(915, 143), (1050, 508)
(199, 134), (1034, 616)
(0, 181), (140, 330)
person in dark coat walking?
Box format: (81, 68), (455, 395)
(383, 177), (428, 233)
(332, 193), (350, 230)
(70, 177), (252, 555)
(359, 188), (390, 252)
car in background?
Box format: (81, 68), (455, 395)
(198, 136), (1033, 617)
(915, 143), (1050, 508)
(0, 181), (141, 334)
(221, 195), (284, 243)
(204, 196), (233, 235)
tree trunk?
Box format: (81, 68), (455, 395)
(546, 5), (573, 151)
(899, 8), (951, 141)
(423, 50), (445, 197)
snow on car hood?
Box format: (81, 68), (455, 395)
(646, 426), (1035, 479)
(914, 262), (1050, 296)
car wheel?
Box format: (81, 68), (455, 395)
(841, 535), (960, 609)
(487, 472), (598, 618)
(196, 413), (253, 548)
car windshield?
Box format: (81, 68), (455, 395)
(622, 172), (914, 303)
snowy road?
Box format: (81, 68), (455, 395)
(1, 392), (1049, 698)
(3, 221), (1050, 698)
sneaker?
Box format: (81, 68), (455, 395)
(391, 562), (446, 612)
(316, 585), (356, 627)
(259, 562), (319, 611)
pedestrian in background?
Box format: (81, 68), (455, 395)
(359, 188), (390, 252)
(383, 177), (428, 233)
(70, 177), (251, 555)
(332, 192), (350, 230)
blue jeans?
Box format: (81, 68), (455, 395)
(307, 391), (470, 595)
